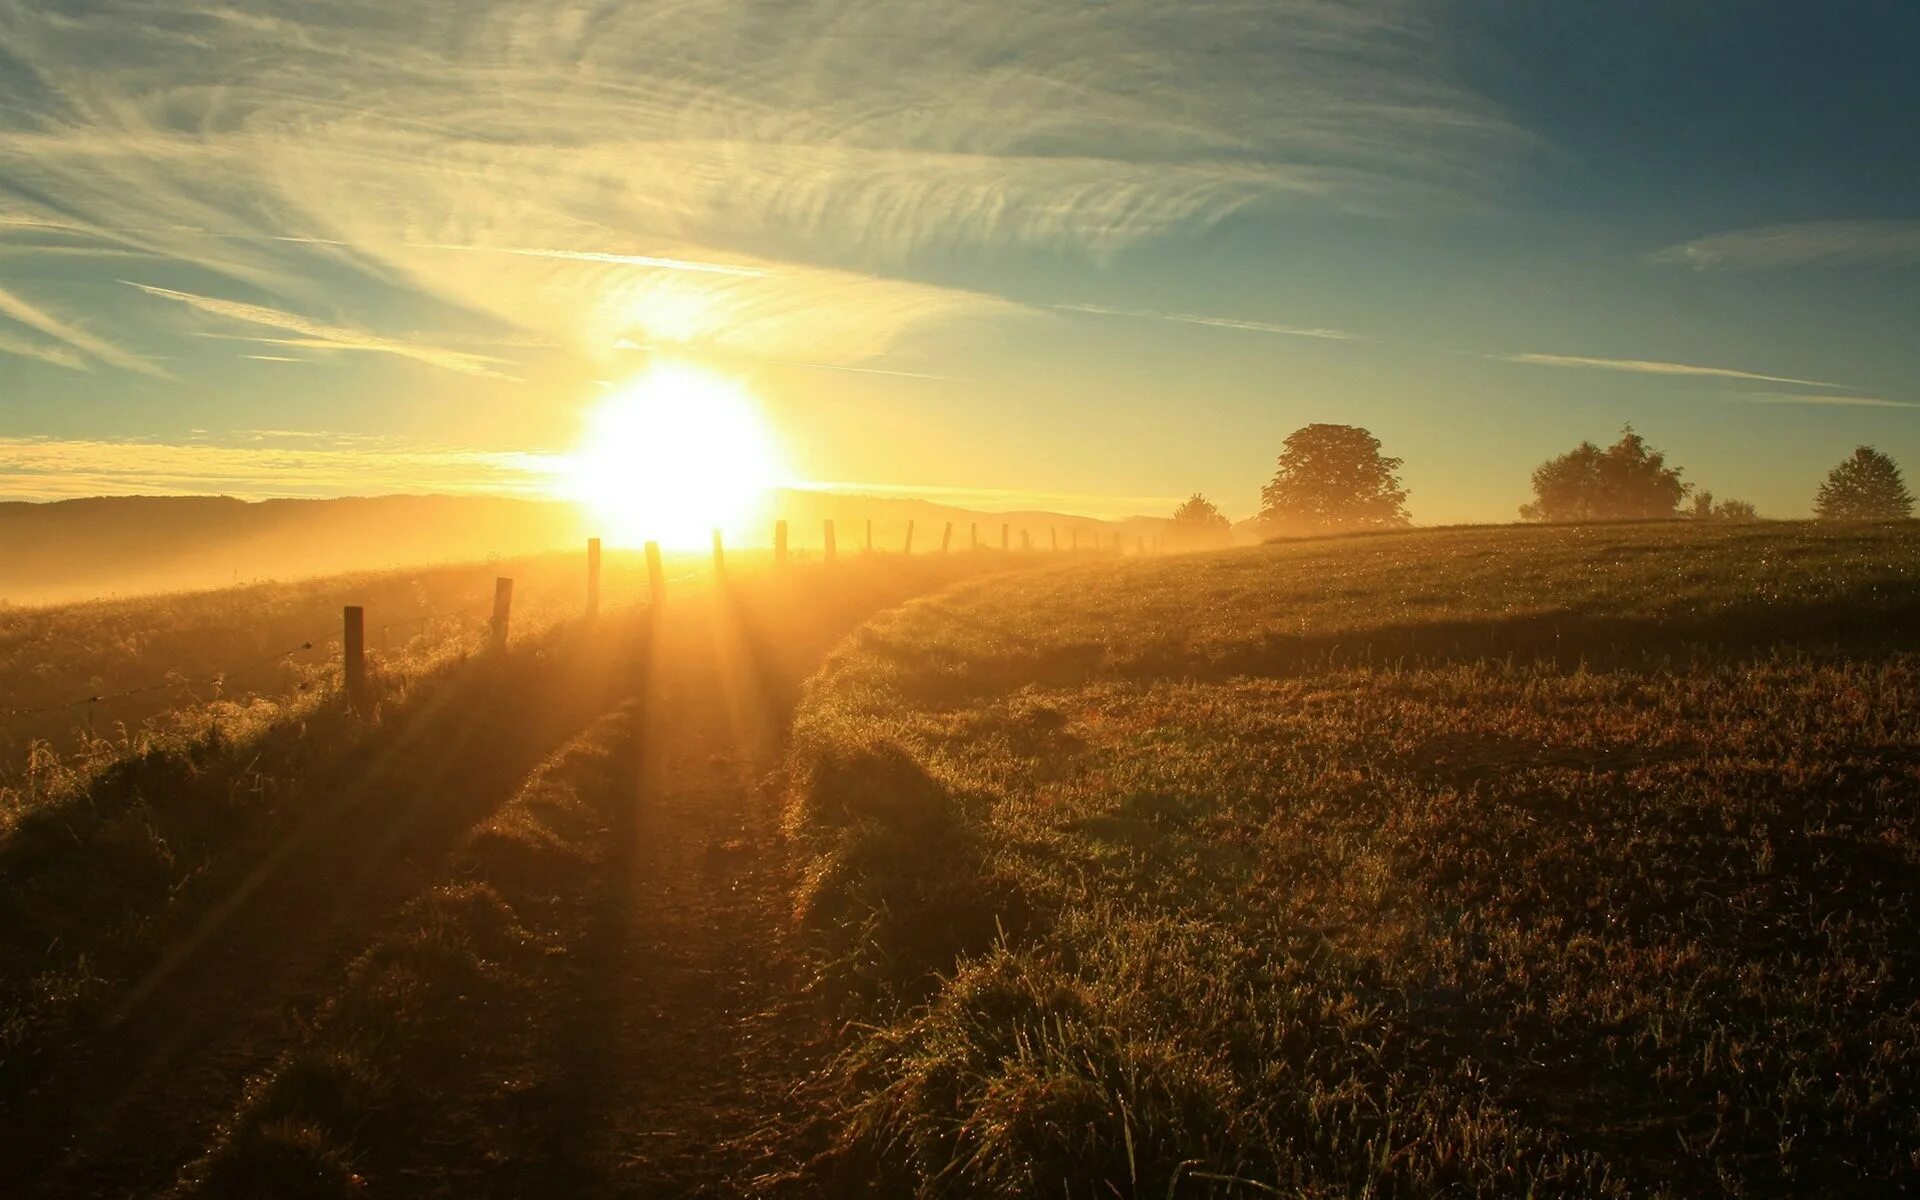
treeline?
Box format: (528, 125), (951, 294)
(1167, 424), (1914, 542)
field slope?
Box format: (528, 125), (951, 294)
(787, 523), (1920, 1197)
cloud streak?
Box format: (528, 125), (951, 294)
(1055, 303), (1359, 341)
(1492, 352), (1847, 390)
(1650, 220), (1920, 270)
(0, 0), (1521, 377)
(1732, 392), (1920, 410)
(124, 282), (520, 379)
(0, 281), (164, 375)
(0, 435), (563, 501)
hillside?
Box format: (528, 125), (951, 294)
(785, 522), (1920, 1196)
(0, 492), (1168, 604)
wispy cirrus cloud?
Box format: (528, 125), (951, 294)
(1055, 303), (1359, 341)
(408, 244), (771, 278)
(123, 282), (521, 380)
(0, 435), (563, 501)
(1650, 220), (1920, 270)
(0, 329), (90, 372)
(1491, 351), (1847, 390)
(1732, 392), (1920, 410)
(0, 0), (1521, 377)
(0, 281), (165, 375)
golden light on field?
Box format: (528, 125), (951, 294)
(566, 361), (782, 548)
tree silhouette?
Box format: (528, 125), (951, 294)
(1814, 446), (1913, 520)
(1259, 424), (1409, 535)
(1521, 426), (1687, 522)
(1168, 493), (1231, 548)
(1687, 491), (1759, 521)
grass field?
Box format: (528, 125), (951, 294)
(0, 548), (1022, 1197)
(786, 522), (1920, 1197)
(0, 549), (662, 788)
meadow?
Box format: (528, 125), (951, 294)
(0, 548), (1017, 1198)
(0, 548), (681, 810)
(785, 522), (1920, 1197)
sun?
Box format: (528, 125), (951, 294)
(566, 361), (782, 548)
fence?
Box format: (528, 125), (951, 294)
(6, 520), (1158, 739)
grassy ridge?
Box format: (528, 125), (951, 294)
(786, 523), (1920, 1197)
(179, 705), (637, 1198)
(0, 549), (657, 788)
(0, 612), (650, 1135)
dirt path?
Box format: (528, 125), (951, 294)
(566, 584), (872, 1195)
(9, 562), (989, 1198)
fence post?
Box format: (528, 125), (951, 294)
(865, 518), (873, 553)
(1071, 527), (1079, 553)
(491, 577), (513, 653)
(586, 537), (602, 617)
(1021, 529), (1031, 552)
(904, 520), (915, 555)
(712, 528), (725, 575)
(1001, 523), (1009, 552)
(970, 521), (978, 550)
(775, 519), (789, 569)
(646, 541), (664, 602)
(823, 519), (837, 565)
(941, 522), (953, 553)
(343, 605), (367, 711)
(1051, 526), (1058, 553)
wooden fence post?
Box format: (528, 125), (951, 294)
(1051, 526), (1058, 553)
(775, 520), (789, 568)
(1021, 529), (1031, 552)
(491, 577), (513, 652)
(1071, 527), (1079, 552)
(865, 519), (873, 553)
(343, 605), (367, 711)
(823, 519), (837, 565)
(712, 528), (725, 575)
(904, 520), (915, 555)
(970, 521), (978, 550)
(941, 522), (953, 553)
(1001, 523), (1009, 552)
(646, 541), (664, 602)
(586, 537), (602, 617)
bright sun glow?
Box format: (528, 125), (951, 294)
(567, 362), (782, 548)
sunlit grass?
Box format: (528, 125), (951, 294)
(786, 520), (1920, 1197)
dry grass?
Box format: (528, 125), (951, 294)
(177, 705), (638, 1199)
(786, 521), (1920, 1197)
(0, 548), (669, 804)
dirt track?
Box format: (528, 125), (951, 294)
(6, 563), (966, 1198)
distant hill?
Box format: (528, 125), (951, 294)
(0, 492), (1176, 604)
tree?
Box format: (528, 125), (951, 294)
(1168, 493), (1231, 548)
(1814, 446), (1913, 520)
(1259, 424), (1409, 536)
(1520, 426), (1688, 522)
(1688, 490), (1759, 521)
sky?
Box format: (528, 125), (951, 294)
(1, 0), (1917, 523)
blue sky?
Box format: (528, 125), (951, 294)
(1, 0), (1916, 522)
